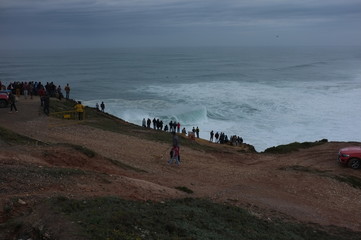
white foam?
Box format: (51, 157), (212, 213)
(90, 79), (361, 151)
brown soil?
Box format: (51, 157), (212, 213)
(1, 97), (361, 237)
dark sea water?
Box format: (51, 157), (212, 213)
(1, 46), (360, 151)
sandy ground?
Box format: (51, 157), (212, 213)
(1, 96), (361, 232)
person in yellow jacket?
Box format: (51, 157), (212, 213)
(74, 101), (85, 120)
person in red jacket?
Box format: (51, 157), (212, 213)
(38, 87), (46, 106)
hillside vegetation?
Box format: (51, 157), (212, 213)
(0, 97), (361, 239)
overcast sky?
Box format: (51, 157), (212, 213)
(1, 0), (360, 49)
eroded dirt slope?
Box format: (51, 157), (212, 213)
(1, 97), (361, 233)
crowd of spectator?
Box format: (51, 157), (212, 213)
(1, 81), (72, 115)
(141, 117), (244, 147)
(1, 81), (70, 101)
(1, 81), (245, 146)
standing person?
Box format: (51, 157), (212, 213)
(152, 118), (156, 129)
(142, 118), (146, 127)
(100, 101), (105, 112)
(57, 85), (63, 100)
(215, 132), (219, 143)
(29, 82), (34, 99)
(210, 130), (214, 142)
(64, 83), (70, 99)
(168, 131), (180, 165)
(196, 127), (200, 138)
(96, 102), (99, 111)
(74, 101), (85, 120)
(177, 122), (180, 133)
(43, 94), (50, 115)
(8, 92), (17, 113)
(220, 132), (225, 144)
(15, 84), (20, 98)
(181, 127), (187, 135)
(169, 121), (173, 132)
(23, 82), (29, 99)
(38, 87), (46, 106)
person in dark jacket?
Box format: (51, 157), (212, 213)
(43, 94), (50, 115)
(8, 92), (17, 113)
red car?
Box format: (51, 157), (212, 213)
(338, 146), (361, 169)
(0, 90), (10, 108)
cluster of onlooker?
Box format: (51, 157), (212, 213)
(141, 118), (244, 147)
(142, 118), (183, 133)
(2, 81), (71, 101)
(230, 135), (244, 146)
(1, 81), (72, 115)
(95, 101), (105, 112)
(209, 130), (244, 145)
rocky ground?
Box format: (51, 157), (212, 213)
(1, 97), (361, 239)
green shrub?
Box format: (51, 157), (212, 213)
(49, 196), (361, 240)
(175, 186), (194, 194)
(0, 126), (44, 145)
(264, 139), (328, 154)
(280, 165), (361, 190)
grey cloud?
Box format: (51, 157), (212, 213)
(0, 0), (360, 48)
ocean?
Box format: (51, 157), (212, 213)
(1, 46), (361, 151)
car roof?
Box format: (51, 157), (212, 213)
(0, 90), (11, 93)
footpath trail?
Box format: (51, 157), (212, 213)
(0, 96), (43, 129)
(1, 96), (361, 231)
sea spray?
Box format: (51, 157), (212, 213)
(2, 46), (361, 151)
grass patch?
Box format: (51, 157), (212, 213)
(57, 143), (96, 158)
(50, 99), (222, 153)
(279, 165), (330, 174)
(280, 165), (361, 190)
(71, 145), (96, 158)
(106, 157), (147, 173)
(0, 165), (87, 195)
(175, 186), (194, 194)
(49, 98), (78, 113)
(60, 142), (146, 173)
(0, 126), (44, 145)
(50, 196), (361, 240)
(332, 175), (361, 189)
(54, 142), (146, 173)
(264, 139), (328, 154)
(39, 167), (86, 178)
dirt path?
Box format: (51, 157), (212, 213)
(1, 97), (361, 231)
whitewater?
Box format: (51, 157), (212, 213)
(1, 46), (360, 151)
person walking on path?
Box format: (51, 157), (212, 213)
(168, 131), (180, 165)
(8, 92), (18, 113)
(64, 84), (71, 99)
(43, 94), (50, 115)
(100, 101), (105, 112)
(38, 87), (46, 106)
(74, 101), (85, 120)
